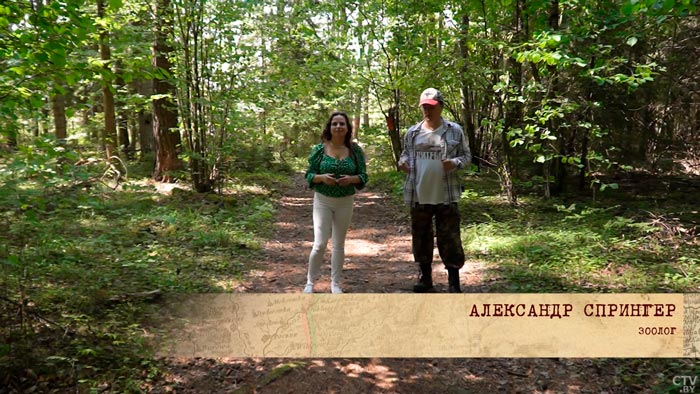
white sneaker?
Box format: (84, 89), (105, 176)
(331, 283), (343, 294)
(303, 284), (314, 293)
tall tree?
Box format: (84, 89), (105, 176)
(501, 0), (524, 204)
(174, 0), (212, 192)
(97, 0), (118, 159)
(152, 0), (181, 182)
(457, 5), (477, 168)
(115, 60), (131, 157)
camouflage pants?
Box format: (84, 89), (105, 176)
(410, 203), (465, 269)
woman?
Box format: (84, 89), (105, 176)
(303, 111), (368, 293)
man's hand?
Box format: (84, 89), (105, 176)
(398, 161), (410, 173)
(442, 159), (456, 172)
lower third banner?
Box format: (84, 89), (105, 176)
(156, 293), (699, 358)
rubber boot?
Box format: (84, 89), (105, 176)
(413, 263), (435, 293)
(447, 268), (462, 293)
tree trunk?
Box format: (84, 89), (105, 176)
(548, 0), (566, 196)
(458, 10), (477, 169)
(128, 116), (138, 154)
(387, 101), (401, 169)
(117, 111), (130, 157)
(139, 111), (154, 155)
(115, 61), (131, 158)
(179, 0), (212, 193)
(97, 0), (117, 159)
(5, 122), (18, 149)
(51, 92), (67, 140)
(32, 117), (40, 137)
(131, 79), (153, 156)
(352, 89), (361, 141)
(502, 0), (525, 205)
(152, 0), (181, 182)
(579, 125), (590, 191)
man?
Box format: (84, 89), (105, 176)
(398, 88), (471, 293)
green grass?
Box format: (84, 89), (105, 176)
(457, 177), (700, 293)
(3, 141), (699, 391)
(372, 168), (700, 293)
(1, 143), (285, 392)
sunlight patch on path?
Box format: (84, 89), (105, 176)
(345, 237), (412, 260)
(278, 196), (313, 207)
(274, 221), (311, 231)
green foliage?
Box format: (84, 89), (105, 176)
(2, 0), (699, 390)
(0, 0), (94, 122)
(4, 0), (696, 196)
(361, 125), (401, 173)
(460, 173), (700, 293)
(369, 170), (405, 199)
(1, 141), (280, 391)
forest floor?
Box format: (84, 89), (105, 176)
(148, 173), (667, 394)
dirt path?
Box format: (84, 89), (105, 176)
(151, 174), (630, 393)
(242, 172), (488, 294)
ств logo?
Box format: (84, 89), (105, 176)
(673, 376), (698, 393)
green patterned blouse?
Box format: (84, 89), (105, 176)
(305, 143), (368, 197)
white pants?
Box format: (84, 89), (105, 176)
(306, 192), (355, 286)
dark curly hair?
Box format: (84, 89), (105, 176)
(321, 111), (353, 148)
(321, 111), (358, 168)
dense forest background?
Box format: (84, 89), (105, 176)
(2, 0), (700, 392)
(2, 0), (699, 193)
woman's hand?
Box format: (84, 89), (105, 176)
(318, 173), (338, 186)
(336, 175), (357, 187)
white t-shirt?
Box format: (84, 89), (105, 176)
(414, 125), (446, 204)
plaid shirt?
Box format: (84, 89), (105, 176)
(398, 118), (471, 206)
